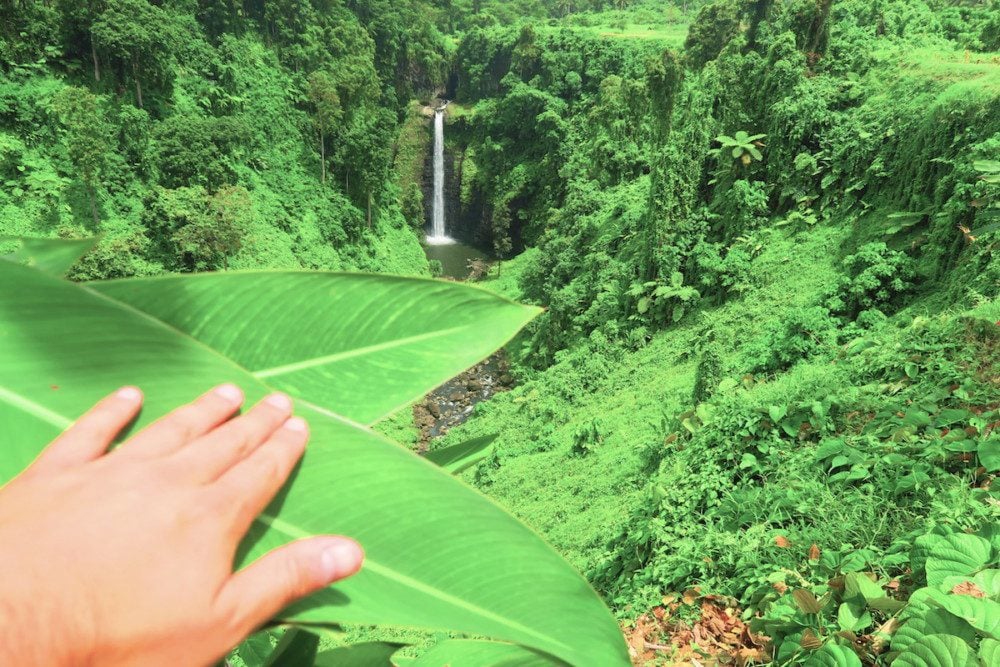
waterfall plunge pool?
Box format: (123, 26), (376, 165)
(424, 239), (488, 280)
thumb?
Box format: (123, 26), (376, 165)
(215, 537), (364, 636)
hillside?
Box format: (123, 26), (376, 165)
(425, 0), (1000, 663)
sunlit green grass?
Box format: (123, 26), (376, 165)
(878, 46), (1000, 98)
(537, 22), (689, 49)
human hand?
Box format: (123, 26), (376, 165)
(0, 385), (363, 667)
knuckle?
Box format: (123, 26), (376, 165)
(259, 453), (288, 486)
(160, 406), (197, 439)
(214, 596), (251, 638)
(282, 554), (311, 597)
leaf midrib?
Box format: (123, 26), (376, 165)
(258, 512), (571, 653)
(253, 325), (473, 379)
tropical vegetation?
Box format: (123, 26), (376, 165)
(1, 0), (998, 665)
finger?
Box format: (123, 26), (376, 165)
(29, 387), (143, 473)
(212, 416), (309, 534)
(172, 394), (294, 483)
(214, 537), (363, 638)
(123, 384), (244, 459)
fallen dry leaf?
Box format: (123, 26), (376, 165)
(683, 587), (702, 605)
(775, 536), (792, 548)
(623, 594), (768, 666)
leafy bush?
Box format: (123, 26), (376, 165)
(826, 242), (917, 319)
(740, 306), (840, 374)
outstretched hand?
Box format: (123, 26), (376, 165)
(0, 385), (363, 667)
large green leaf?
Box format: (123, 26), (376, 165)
(925, 589), (1000, 639)
(0, 236), (95, 277)
(264, 629), (319, 666)
(894, 634), (977, 667)
(0, 261), (628, 667)
(844, 572), (883, 603)
(979, 439), (1000, 473)
(980, 638), (1000, 666)
(411, 640), (559, 666)
(804, 641), (862, 667)
(92, 273), (542, 426)
(924, 533), (992, 588)
(892, 606), (976, 654)
(234, 630), (277, 666)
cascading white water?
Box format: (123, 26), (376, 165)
(426, 105), (454, 245)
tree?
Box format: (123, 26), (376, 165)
(512, 24), (541, 80)
(683, 0), (742, 69)
(56, 0), (107, 82)
(805, 0), (835, 58)
(91, 0), (173, 109)
(52, 86), (111, 226)
(146, 185), (250, 271)
(307, 71), (342, 184)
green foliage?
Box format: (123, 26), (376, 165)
(90, 0), (174, 109)
(51, 86), (111, 225)
(143, 184), (250, 271)
(0, 0), (444, 278)
(683, 0), (742, 69)
(5, 3), (1000, 664)
(716, 130), (766, 166)
(748, 524), (999, 666)
(825, 242), (917, 319)
(740, 305), (838, 374)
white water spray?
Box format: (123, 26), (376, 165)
(426, 104), (454, 245)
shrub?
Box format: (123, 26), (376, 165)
(826, 242), (917, 319)
(740, 306), (840, 374)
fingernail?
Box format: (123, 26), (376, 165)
(213, 384), (244, 406)
(116, 387), (142, 402)
(265, 393), (292, 411)
(320, 540), (364, 582)
(283, 417), (308, 433)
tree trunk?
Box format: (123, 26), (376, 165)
(319, 128), (326, 183)
(88, 184), (99, 226)
(806, 0), (835, 57)
(132, 57), (143, 108)
(91, 40), (100, 82)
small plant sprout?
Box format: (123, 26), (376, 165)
(716, 131), (767, 166)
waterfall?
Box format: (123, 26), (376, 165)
(426, 105), (454, 245)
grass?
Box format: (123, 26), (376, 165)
(877, 46), (1000, 98)
(536, 22), (689, 49)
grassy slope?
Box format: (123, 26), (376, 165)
(451, 223), (849, 576)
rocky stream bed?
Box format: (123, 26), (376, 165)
(412, 352), (514, 449)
